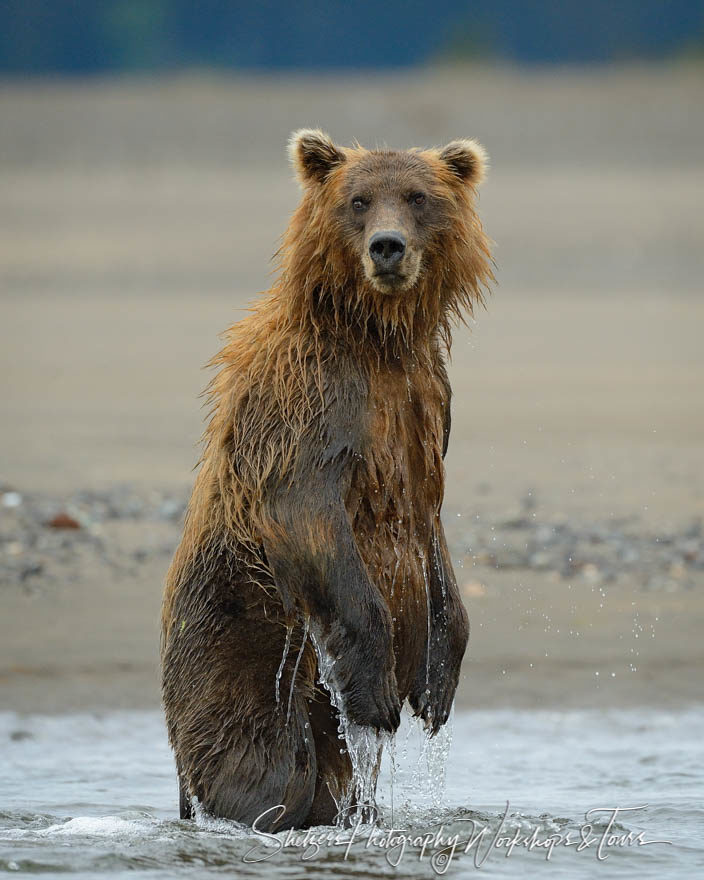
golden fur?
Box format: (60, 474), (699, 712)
(161, 131), (493, 829)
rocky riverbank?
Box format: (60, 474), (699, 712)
(3, 485), (702, 598)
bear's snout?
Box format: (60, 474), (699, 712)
(368, 230), (406, 274)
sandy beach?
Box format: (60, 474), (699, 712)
(1, 65), (703, 713)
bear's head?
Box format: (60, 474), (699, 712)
(283, 129), (493, 345)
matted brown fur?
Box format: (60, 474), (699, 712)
(161, 130), (493, 830)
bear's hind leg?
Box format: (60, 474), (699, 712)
(167, 603), (320, 831)
(200, 696), (318, 830)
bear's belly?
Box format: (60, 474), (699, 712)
(345, 365), (446, 696)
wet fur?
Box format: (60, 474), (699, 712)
(161, 133), (493, 829)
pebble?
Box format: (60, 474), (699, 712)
(2, 492), (22, 509)
(47, 512), (81, 530)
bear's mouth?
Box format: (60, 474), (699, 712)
(363, 249), (421, 294)
(371, 271), (406, 290)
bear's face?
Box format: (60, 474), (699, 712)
(289, 129), (487, 297)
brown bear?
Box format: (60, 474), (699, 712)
(161, 129), (493, 830)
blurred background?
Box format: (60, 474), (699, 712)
(2, 0), (704, 70)
(1, 1), (703, 714)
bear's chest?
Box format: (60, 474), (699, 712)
(346, 362), (446, 589)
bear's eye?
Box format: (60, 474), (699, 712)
(410, 192), (426, 206)
(352, 196), (368, 212)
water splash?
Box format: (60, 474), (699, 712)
(382, 706), (454, 822)
(415, 705), (454, 812)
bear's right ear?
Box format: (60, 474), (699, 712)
(288, 129), (346, 185)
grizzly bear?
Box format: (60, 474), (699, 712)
(161, 129), (493, 830)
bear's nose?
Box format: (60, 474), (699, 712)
(369, 231), (406, 272)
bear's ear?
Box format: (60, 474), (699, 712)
(288, 129), (347, 185)
(438, 139), (488, 187)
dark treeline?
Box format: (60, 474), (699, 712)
(1, 0), (703, 74)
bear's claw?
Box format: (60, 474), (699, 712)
(409, 673), (456, 736)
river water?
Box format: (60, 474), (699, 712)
(1, 706), (702, 878)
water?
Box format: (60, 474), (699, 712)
(1, 707), (702, 878)
(273, 624), (292, 706)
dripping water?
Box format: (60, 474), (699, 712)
(414, 706), (454, 811)
(274, 625), (293, 706)
(286, 617), (309, 724)
(388, 730), (397, 826)
(310, 628), (385, 823)
(382, 705), (455, 820)
(420, 550), (432, 689)
(432, 529), (448, 601)
(389, 543), (402, 599)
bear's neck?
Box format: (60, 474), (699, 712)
(278, 277), (458, 365)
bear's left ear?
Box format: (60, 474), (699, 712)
(288, 129), (347, 185)
(438, 139), (488, 187)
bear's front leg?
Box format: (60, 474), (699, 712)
(263, 478), (402, 734)
(409, 518), (469, 734)
(322, 585), (401, 733)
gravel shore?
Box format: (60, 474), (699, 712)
(3, 485), (702, 597)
